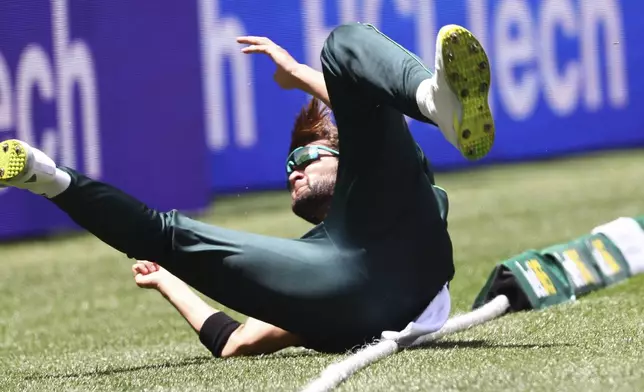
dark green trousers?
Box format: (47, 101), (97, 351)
(50, 23), (454, 353)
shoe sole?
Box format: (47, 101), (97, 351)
(0, 139), (29, 182)
(438, 25), (494, 161)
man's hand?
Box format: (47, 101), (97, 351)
(132, 260), (172, 290)
(131, 262), (303, 358)
(237, 35), (331, 106)
(237, 36), (303, 90)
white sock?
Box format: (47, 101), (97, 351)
(27, 168), (71, 198)
(416, 78), (436, 121)
(415, 76), (460, 148)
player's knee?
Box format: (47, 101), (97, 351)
(120, 209), (177, 262)
(154, 209), (188, 260)
(145, 209), (180, 261)
(321, 22), (369, 68)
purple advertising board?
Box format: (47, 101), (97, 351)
(207, 0), (644, 192)
(2, 0), (644, 239)
(0, 0), (210, 240)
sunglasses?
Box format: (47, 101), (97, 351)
(286, 145), (340, 174)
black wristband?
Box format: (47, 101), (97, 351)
(199, 312), (242, 358)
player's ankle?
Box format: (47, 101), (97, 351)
(415, 78), (437, 121)
(416, 78), (459, 148)
(0, 141), (71, 198)
(27, 167), (72, 198)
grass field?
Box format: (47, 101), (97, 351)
(1, 150), (644, 392)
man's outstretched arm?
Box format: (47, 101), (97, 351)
(132, 261), (303, 358)
(237, 36), (331, 108)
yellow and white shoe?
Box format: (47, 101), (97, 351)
(417, 24), (495, 161)
(0, 139), (59, 196)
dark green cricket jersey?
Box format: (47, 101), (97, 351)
(48, 22), (454, 353)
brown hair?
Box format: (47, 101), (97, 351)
(288, 98), (339, 153)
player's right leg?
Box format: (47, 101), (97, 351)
(0, 139), (387, 352)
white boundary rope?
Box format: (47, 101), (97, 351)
(300, 295), (510, 392)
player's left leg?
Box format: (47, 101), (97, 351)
(0, 140), (396, 352)
(322, 22), (494, 160)
(319, 24), (459, 343)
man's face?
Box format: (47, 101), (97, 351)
(287, 141), (339, 224)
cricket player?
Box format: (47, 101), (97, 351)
(0, 23), (494, 357)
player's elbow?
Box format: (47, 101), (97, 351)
(198, 314), (283, 359)
(219, 325), (257, 358)
(218, 323), (302, 358)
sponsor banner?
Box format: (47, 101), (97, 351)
(2, 0), (643, 239)
(591, 218), (644, 275)
(583, 233), (631, 284)
(473, 250), (575, 311)
(542, 240), (604, 296)
(0, 1), (210, 240)
(207, 0), (644, 192)
(473, 233), (638, 311)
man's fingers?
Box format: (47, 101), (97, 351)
(240, 44), (274, 55)
(132, 261), (161, 278)
(132, 263), (146, 276)
(236, 36), (274, 46)
(142, 260), (160, 271)
(134, 273), (151, 287)
(134, 262), (149, 275)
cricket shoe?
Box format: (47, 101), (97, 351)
(417, 24), (495, 161)
(0, 139), (59, 196)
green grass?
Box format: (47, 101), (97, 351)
(1, 150), (644, 392)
